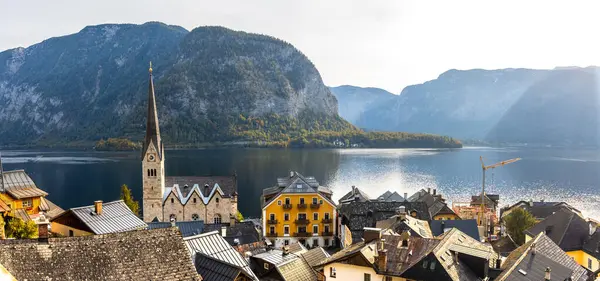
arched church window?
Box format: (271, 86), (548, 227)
(192, 214), (200, 221)
(171, 198), (174, 204)
(153, 169), (157, 176)
(214, 214), (222, 224)
(193, 198), (197, 203)
(147, 169), (151, 177)
(216, 197), (220, 203)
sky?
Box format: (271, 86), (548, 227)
(2, 0), (600, 93)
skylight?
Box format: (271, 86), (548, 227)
(518, 269), (527, 275)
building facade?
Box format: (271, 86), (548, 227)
(262, 172), (337, 249)
(141, 65), (238, 222)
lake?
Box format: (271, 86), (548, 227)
(1, 147), (600, 219)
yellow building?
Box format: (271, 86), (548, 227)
(262, 171), (337, 248)
(0, 168), (62, 222)
(524, 208), (600, 275)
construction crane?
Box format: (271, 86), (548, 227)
(479, 156), (521, 236)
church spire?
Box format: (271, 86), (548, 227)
(142, 62), (162, 160)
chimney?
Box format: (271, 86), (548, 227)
(433, 189), (437, 196)
(404, 192), (408, 200)
(544, 267), (551, 280)
(290, 171), (294, 178)
(94, 200), (103, 215)
(363, 227), (382, 243)
(204, 184), (210, 196)
(531, 243), (536, 255)
(38, 215), (50, 242)
(230, 214), (236, 226)
(282, 246), (290, 255)
(400, 230), (410, 247)
(427, 188), (431, 194)
(529, 199), (533, 207)
(397, 206), (407, 220)
(351, 185), (356, 194)
(377, 238), (387, 272)
(221, 226), (227, 237)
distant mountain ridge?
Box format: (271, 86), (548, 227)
(329, 85), (395, 125)
(337, 67), (600, 147)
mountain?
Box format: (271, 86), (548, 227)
(0, 22), (460, 149)
(329, 85), (395, 125)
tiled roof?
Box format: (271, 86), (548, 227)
(408, 189), (456, 218)
(166, 175), (237, 198)
(339, 187), (371, 203)
(41, 198), (64, 220)
(53, 200), (147, 235)
(2, 170), (48, 199)
(0, 198), (10, 212)
(184, 231), (258, 280)
(203, 222), (260, 246)
(524, 208), (589, 251)
(376, 191), (406, 202)
(496, 233), (587, 281)
(380, 235), (440, 276)
(263, 172), (335, 208)
(430, 219), (480, 241)
(0, 228), (200, 280)
(471, 194), (499, 208)
(13, 209), (30, 221)
(301, 247), (330, 267)
(288, 241), (307, 254)
(148, 220), (205, 237)
(194, 252), (251, 281)
(376, 214), (433, 238)
(277, 256), (318, 281)
(253, 250), (301, 265)
(318, 240), (369, 266)
(502, 201), (580, 220)
(583, 229), (600, 259)
(491, 236), (518, 256)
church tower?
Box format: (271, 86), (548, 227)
(142, 62), (165, 222)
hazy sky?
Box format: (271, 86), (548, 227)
(2, 0), (600, 92)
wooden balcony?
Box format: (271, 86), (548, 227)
(267, 219), (278, 224)
(294, 232), (312, 237)
(297, 203), (307, 209)
(310, 203), (321, 209)
(283, 204), (293, 210)
(321, 231), (333, 236)
(321, 218), (332, 223)
(295, 219), (310, 225)
(266, 232), (278, 237)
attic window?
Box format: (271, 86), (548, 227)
(445, 250), (452, 256)
(545, 226), (553, 235)
(264, 263), (269, 270)
(440, 255), (446, 261)
(518, 269), (527, 275)
(422, 260), (429, 268)
(297, 184), (302, 189)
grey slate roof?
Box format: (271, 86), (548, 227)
(0, 228), (200, 281)
(194, 253), (251, 281)
(1, 170), (48, 199)
(502, 201), (581, 220)
(430, 219), (480, 241)
(147, 220), (205, 237)
(375, 214), (433, 238)
(184, 230), (258, 280)
(524, 208), (589, 251)
(41, 197), (64, 220)
(203, 221), (260, 246)
(263, 171), (335, 207)
(376, 190), (406, 202)
(408, 188), (456, 218)
(166, 175), (237, 198)
(496, 233), (587, 281)
(252, 249), (318, 281)
(301, 247), (330, 267)
(53, 200), (147, 235)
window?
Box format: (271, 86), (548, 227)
(284, 225), (290, 235)
(264, 263), (270, 270)
(284, 213), (290, 221)
(422, 260), (429, 268)
(324, 213), (330, 220)
(270, 214), (275, 221)
(300, 198), (305, 204)
(147, 169), (151, 177)
(277, 200), (282, 205)
(298, 226), (307, 233)
(192, 214), (200, 221)
(589, 258), (593, 269)
(324, 239), (329, 246)
(429, 260), (436, 270)
(364, 273), (371, 281)
(325, 225), (330, 234)
(170, 214), (176, 221)
(320, 199), (323, 204)
(171, 198), (174, 204)
(216, 197), (219, 203)
(298, 213), (307, 220)
(69, 230), (74, 237)
(284, 239), (289, 246)
(313, 213), (319, 220)
(313, 225), (318, 234)
(214, 214), (222, 224)
(22, 199), (32, 208)
(269, 226), (275, 234)
(193, 198), (197, 203)
(329, 267), (336, 278)
(285, 198), (291, 204)
(297, 184), (302, 189)
(312, 197), (318, 204)
(313, 238), (319, 247)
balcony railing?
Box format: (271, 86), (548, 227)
(321, 218), (332, 223)
(283, 204), (293, 210)
(297, 203), (307, 209)
(321, 231), (333, 236)
(295, 219), (310, 225)
(310, 203), (321, 209)
(266, 232), (278, 237)
(294, 232), (312, 237)
(267, 219), (278, 224)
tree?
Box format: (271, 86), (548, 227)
(0, 215), (5, 239)
(6, 217), (37, 239)
(235, 211), (244, 222)
(120, 184), (140, 216)
(504, 208), (537, 245)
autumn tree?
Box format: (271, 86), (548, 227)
(120, 184), (140, 216)
(504, 208), (537, 245)
(6, 217), (37, 239)
(0, 215), (5, 239)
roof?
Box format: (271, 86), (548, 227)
(194, 252), (251, 281)
(203, 222), (260, 246)
(379, 235), (441, 276)
(430, 219), (480, 241)
(339, 201), (431, 243)
(471, 194), (500, 208)
(0, 228), (200, 281)
(339, 186), (371, 204)
(184, 230), (258, 280)
(288, 242), (307, 254)
(0, 263), (16, 281)
(277, 256), (318, 281)
(1, 170), (48, 199)
(407, 189), (456, 218)
(0, 198), (10, 213)
(524, 208), (589, 251)
(583, 229), (600, 260)
(491, 236), (519, 256)
(376, 214), (433, 238)
(142, 72), (163, 160)
(301, 247), (330, 267)
(166, 175), (237, 199)
(52, 200), (147, 235)
(13, 209), (30, 221)
(147, 220), (205, 237)
(253, 250), (302, 265)
(495, 233), (587, 281)
(376, 191), (406, 202)
(41, 198), (64, 220)
(263, 172), (334, 208)
(502, 201), (580, 220)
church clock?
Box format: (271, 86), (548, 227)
(148, 154), (156, 162)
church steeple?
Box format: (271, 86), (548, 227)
(142, 62), (162, 160)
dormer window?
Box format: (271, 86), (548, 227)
(297, 184), (302, 189)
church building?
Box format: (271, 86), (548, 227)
(141, 63), (238, 223)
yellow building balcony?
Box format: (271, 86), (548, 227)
(266, 232), (278, 237)
(310, 203), (321, 209)
(295, 219), (310, 225)
(283, 204), (293, 210)
(267, 219), (278, 224)
(294, 231), (312, 237)
(321, 218), (332, 223)
(321, 231), (333, 236)
(297, 203), (307, 209)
